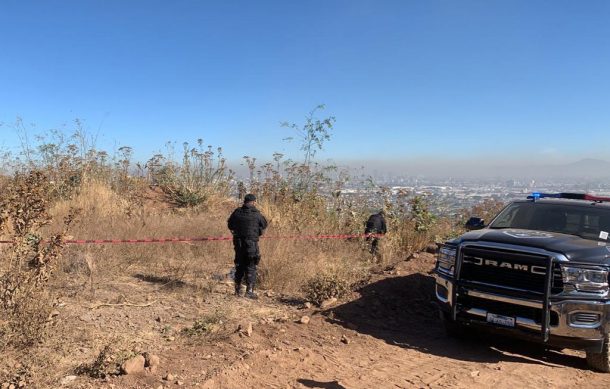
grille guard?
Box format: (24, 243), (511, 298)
(451, 242), (567, 342)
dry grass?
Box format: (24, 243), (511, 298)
(43, 180), (380, 300)
(47, 181), (232, 293)
(2, 172), (456, 312)
(0, 148), (467, 387)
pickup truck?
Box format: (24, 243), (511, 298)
(435, 193), (610, 372)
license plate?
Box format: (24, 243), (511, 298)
(486, 313), (516, 327)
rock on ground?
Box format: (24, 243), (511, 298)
(121, 355), (145, 375)
(320, 297), (338, 309)
(144, 353), (161, 373)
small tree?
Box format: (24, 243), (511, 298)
(280, 105), (336, 199)
(409, 195), (435, 232)
(282, 104), (336, 167)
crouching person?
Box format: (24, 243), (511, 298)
(228, 193), (268, 299)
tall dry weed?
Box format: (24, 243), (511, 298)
(0, 171), (76, 349)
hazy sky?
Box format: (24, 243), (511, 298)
(1, 1), (609, 165)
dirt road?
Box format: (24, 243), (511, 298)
(196, 254), (607, 389)
(109, 253), (607, 389)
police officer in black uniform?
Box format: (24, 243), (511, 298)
(228, 193), (268, 299)
(365, 210), (387, 255)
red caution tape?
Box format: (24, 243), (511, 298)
(0, 233), (383, 245)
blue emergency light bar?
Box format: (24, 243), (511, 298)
(527, 192), (610, 202)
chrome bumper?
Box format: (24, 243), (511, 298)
(435, 273), (610, 345)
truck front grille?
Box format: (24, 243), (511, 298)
(460, 246), (563, 294)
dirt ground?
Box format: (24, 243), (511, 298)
(3, 253), (610, 388)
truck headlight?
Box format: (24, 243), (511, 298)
(437, 246), (457, 276)
(561, 266), (609, 293)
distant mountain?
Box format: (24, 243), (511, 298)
(540, 158), (610, 178)
(484, 158), (610, 179)
(564, 158), (610, 169)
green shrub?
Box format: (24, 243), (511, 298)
(409, 195), (435, 232)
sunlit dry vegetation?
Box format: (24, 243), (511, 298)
(0, 116), (489, 385)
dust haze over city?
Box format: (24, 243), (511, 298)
(334, 156), (610, 215)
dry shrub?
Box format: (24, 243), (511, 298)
(75, 345), (115, 378)
(251, 193), (371, 294)
(465, 198), (506, 225)
(0, 171), (76, 349)
(182, 310), (227, 337)
(52, 178), (132, 219)
(75, 343), (139, 378)
(150, 141), (233, 209)
(381, 217), (461, 259)
(256, 212), (371, 294)
(303, 272), (351, 306)
(0, 290), (52, 348)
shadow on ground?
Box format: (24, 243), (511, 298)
(296, 379), (346, 389)
(328, 272), (587, 369)
(133, 273), (187, 288)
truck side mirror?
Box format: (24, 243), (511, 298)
(465, 217), (485, 230)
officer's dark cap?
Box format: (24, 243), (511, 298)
(244, 193), (257, 202)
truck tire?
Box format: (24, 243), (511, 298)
(586, 337), (610, 373)
(440, 311), (468, 338)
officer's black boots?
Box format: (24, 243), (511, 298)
(235, 283), (243, 297)
(246, 285), (258, 300)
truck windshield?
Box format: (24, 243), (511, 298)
(489, 202), (610, 241)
